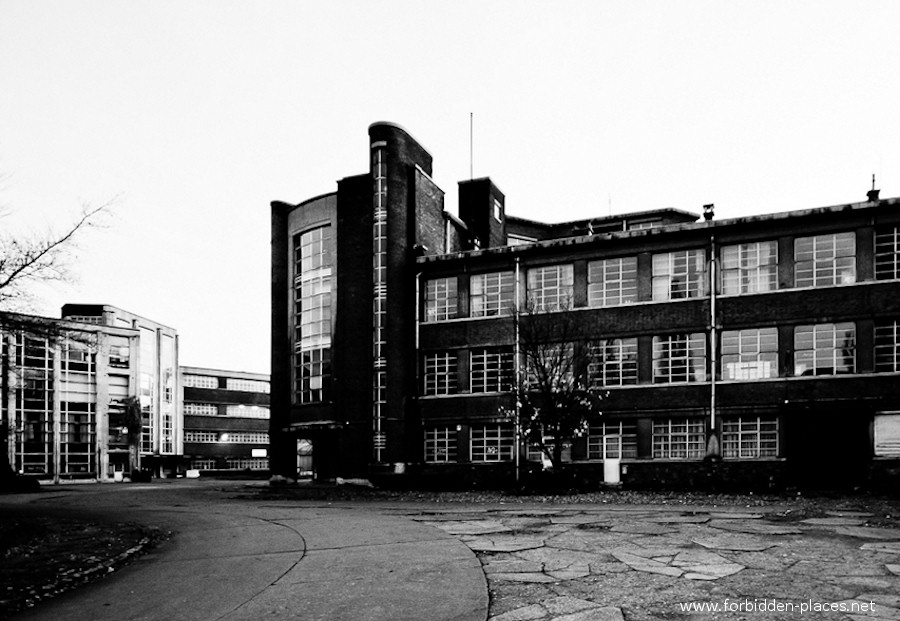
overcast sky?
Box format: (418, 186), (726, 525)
(2, 0), (898, 373)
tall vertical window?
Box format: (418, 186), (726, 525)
(587, 257), (638, 307)
(794, 232), (856, 288)
(587, 338), (638, 386)
(587, 421), (637, 460)
(373, 147), (388, 460)
(13, 335), (53, 475)
(139, 326), (157, 454)
(652, 250), (706, 300)
(652, 333), (706, 383)
(794, 322), (856, 376)
(422, 352), (458, 396)
(294, 225), (333, 404)
(424, 277), (458, 322)
(874, 319), (900, 373)
(721, 328), (778, 380)
(527, 264), (574, 312)
(721, 241), (777, 295)
(60, 402), (96, 474)
(652, 419), (705, 459)
(424, 426), (458, 463)
(470, 347), (515, 393)
(471, 424), (515, 462)
(470, 271), (515, 317)
(875, 226), (900, 280)
(722, 417), (778, 459)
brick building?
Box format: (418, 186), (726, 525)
(270, 121), (900, 491)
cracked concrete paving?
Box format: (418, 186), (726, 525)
(406, 506), (900, 621)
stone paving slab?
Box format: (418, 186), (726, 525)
(429, 504), (900, 621)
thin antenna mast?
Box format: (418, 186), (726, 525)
(469, 112), (474, 180)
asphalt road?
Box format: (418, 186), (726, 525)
(2, 480), (487, 621)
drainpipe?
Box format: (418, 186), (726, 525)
(513, 257), (521, 483)
(708, 232), (720, 458)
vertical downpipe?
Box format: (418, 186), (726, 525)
(513, 257), (521, 482)
(708, 235), (719, 458)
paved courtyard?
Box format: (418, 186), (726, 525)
(402, 504), (900, 620)
(3, 482), (900, 620)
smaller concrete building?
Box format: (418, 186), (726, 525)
(181, 366), (270, 475)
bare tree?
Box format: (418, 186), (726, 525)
(0, 202), (112, 311)
(1, 201), (113, 487)
(514, 300), (606, 471)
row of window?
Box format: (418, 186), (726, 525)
(421, 319), (900, 394)
(424, 228), (900, 321)
(182, 375), (271, 393)
(188, 458), (269, 471)
(184, 431), (269, 444)
(423, 416), (779, 463)
(183, 403), (270, 418)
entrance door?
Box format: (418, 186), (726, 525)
(296, 439), (313, 479)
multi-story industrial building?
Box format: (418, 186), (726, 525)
(1, 310), (141, 481)
(181, 366), (270, 475)
(61, 304), (182, 476)
(270, 121), (900, 490)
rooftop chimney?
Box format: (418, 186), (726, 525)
(867, 174), (880, 202)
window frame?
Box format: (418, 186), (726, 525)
(793, 322), (856, 376)
(587, 257), (638, 307)
(651, 249), (707, 301)
(422, 351), (459, 396)
(526, 264), (574, 313)
(720, 327), (779, 380)
(794, 232), (856, 288)
(652, 333), (707, 383)
(470, 271), (515, 317)
(721, 240), (778, 295)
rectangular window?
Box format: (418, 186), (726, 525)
(587, 257), (638, 307)
(652, 333), (707, 383)
(508, 234), (537, 247)
(875, 226), (900, 280)
(184, 431), (269, 443)
(722, 417), (779, 458)
(422, 352), (458, 396)
(294, 225), (333, 404)
(224, 405), (270, 418)
(470, 347), (515, 393)
(652, 249), (706, 300)
(794, 322), (856, 376)
(424, 277), (458, 322)
(652, 418), (705, 459)
(874, 413), (900, 457)
(183, 374), (218, 389)
(526, 264), (574, 312)
(721, 328), (778, 380)
(794, 232), (856, 288)
(225, 378), (270, 393)
(424, 426), (458, 463)
(587, 338), (638, 386)
(587, 421), (638, 460)
(874, 319), (900, 373)
(721, 241), (778, 295)
(470, 271), (515, 317)
(296, 348), (331, 403)
(183, 403), (219, 416)
(471, 424), (515, 462)
(525, 343), (576, 390)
